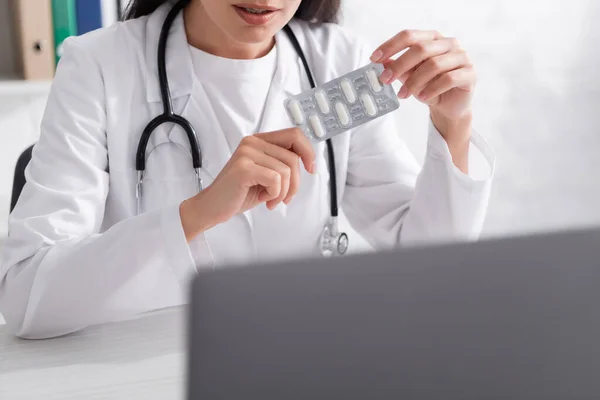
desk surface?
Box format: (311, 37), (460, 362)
(0, 308), (186, 400)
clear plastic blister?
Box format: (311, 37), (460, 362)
(284, 63), (400, 142)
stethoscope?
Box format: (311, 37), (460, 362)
(136, 0), (349, 257)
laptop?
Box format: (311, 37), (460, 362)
(187, 228), (600, 399)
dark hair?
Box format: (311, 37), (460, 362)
(123, 0), (341, 23)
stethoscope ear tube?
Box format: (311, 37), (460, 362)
(156, 0), (190, 116)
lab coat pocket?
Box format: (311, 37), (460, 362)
(140, 142), (203, 214)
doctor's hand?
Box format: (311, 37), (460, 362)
(180, 128), (315, 241)
(370, 29), (475, 142)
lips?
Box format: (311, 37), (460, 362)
(233, 4), (279, 25)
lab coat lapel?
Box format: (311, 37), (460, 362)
(178, 80), (233, 182)
(257, 28), (305, 135)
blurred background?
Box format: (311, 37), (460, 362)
(343, 0), (600, 244)
(0, 0), (598, 250)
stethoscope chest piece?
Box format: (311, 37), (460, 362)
(320, 217), (349, 257)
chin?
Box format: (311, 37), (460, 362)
(230, 25), (280, 44)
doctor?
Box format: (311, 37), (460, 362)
(0, 0), (494, 339)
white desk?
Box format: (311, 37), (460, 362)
(0, 308), (186, 399)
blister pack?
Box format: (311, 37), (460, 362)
(284, 63), (400, 142)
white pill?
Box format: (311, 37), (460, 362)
(361, 93), (378, 117)
(335, 102), (351, 126)
(366, 68), (383, 93)
(340, 79), (357, 103)
(309, 115), (326, 138)
(287, 100), (305, 124)
(314, 90), (330, 114)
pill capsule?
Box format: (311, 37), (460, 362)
(287, 100), (305, 124)
(361, 93), (378, 117)
(366, 68), (383, 93)
(340, 79), (357, 103)
(309, 115), (326, 138)
(314, 90), (330, 114)
(335, 102), (351, 126)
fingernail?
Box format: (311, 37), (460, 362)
(370, 50), (383, 63)
(380, 69), (393, 84)
(398, 85), (409, 99)
(311, 162), (317, 174)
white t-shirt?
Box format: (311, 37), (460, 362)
(188, 43), (278, 152)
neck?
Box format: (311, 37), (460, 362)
(183, 2), (275, 59)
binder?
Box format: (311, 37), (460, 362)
(12, 0), (56, 80)
(51, 0), (78, 64)
(76, 0), (103, 35)
(101, 0), (118, 27)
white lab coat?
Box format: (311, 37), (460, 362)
(0, 4), (495, 339)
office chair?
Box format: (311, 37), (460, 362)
(10, 145), (34, 213)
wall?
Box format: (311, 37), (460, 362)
(341, 0), (600, 238)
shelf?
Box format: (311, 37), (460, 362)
(0, 77), (52, 96)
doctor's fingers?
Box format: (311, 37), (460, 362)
(371, 29), (444, 64)
(399, 50), (473, 99)
(238, 136), (302, 204)
(235, 146), (293, 209)
(253, 128), (315, 174)
(418, 67), (476, 104)
(236, 160), (282, 203)
(382, 59), (416, 86)
(255, 141), (302, 205)
(378, 38), (461, 85)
